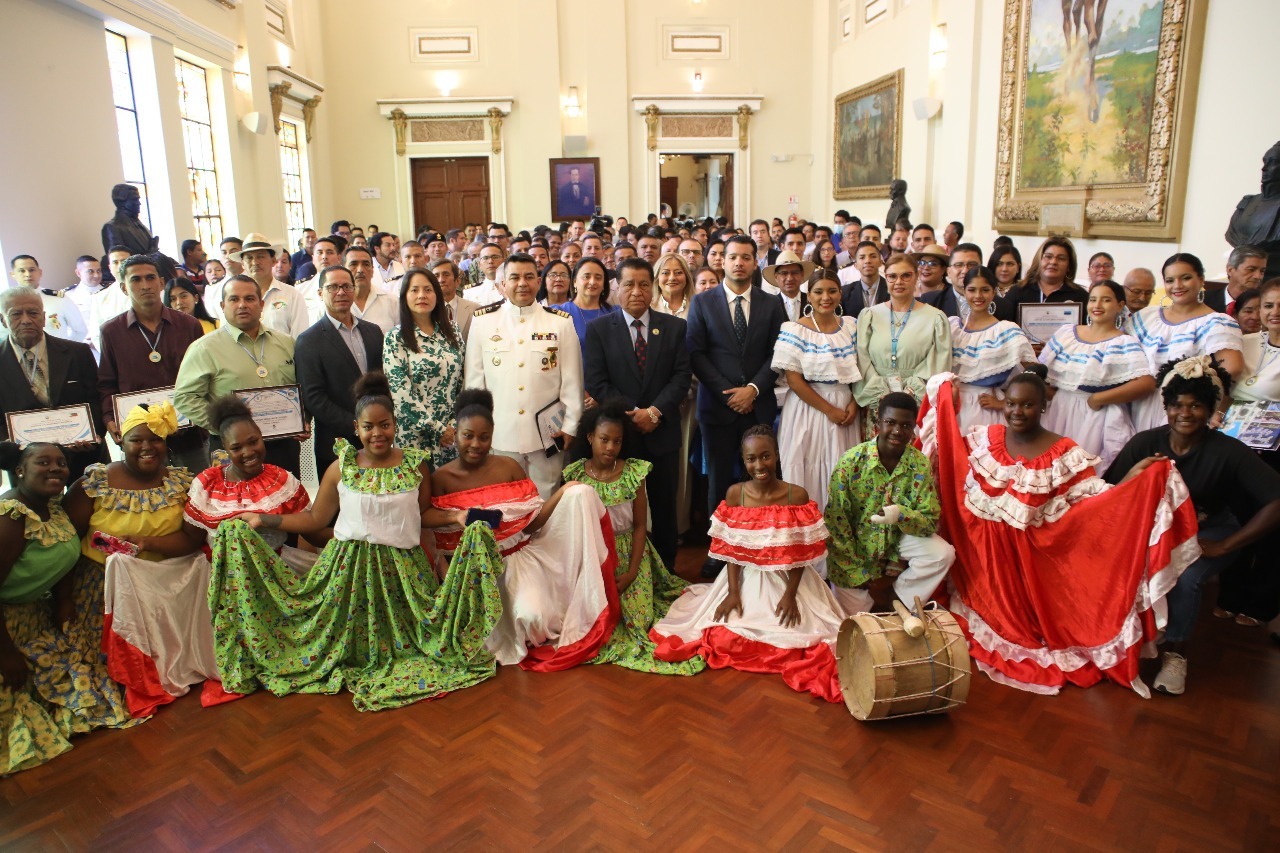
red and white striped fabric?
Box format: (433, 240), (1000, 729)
(707, 501), (829, 571)
(431, 478), (543, 557)
(102, 552), (240, 717)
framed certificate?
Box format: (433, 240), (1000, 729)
(112, 386), (192, 431)
(1018, 303), (1082, 345)
(235, 385), (308, 440)
(5, 404), (98, 447)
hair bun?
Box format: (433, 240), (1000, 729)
(352, 370), (392, 401)
(1022, 363), (1049, 380)
(455, 388), (495, 417)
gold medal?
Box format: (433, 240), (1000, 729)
(492, 356), (501, 366)
(1245, 377), (1257, 386)
(256, 365), (269, 379)
(148, 351), (162, 363)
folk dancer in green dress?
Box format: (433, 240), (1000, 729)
(0, 442), (134, 774)
(211, 371), (503, 711)
(824, 392), (955, 616)
(384, 267), (465, 467)
(563, 402), (704, 675)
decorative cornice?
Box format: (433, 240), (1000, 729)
(376, 98), (514, 119)
(266, 66), (324, 102)
(85, 0), (238, 60)
(631, 95), (763, 114)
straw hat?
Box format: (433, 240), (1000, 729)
(234, 232), (284, 259)
(761, 250), (816, 287)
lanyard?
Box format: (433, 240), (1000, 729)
(889, 306), (913, 369)
(138, 322), (164, 363)
(236, 332), (270, 379)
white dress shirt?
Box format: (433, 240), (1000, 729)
(261, 281), (312, 338)
(351, 290), (399, 335)
(724, 283), (753, 324)
(465, 279), (503, 307)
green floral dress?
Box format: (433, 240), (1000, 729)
(209, 440), (503, 711)
(562, 459), (705, 676)
(1, 498), (135, 775)
(383, 324), (464, 466)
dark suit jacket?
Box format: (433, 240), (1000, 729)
(686, 285), (786, 427)
(776, 291), (810, 322)
(1203, 281), (1229, 314)
(294, 316), (385, 467)
(840, 277), (889, 318)
(557, 182), (594, 217)
(920, 286), (963, 318)
(583, 311), (691, 457)
(0, 335), (106, 479)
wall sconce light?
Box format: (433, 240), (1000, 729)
(233, 46), (252, 93)
(436, 71), (459, 97)
(929, 23), (948, 72)
(692, 72), (704, 93)
(563, 86), (582, 117)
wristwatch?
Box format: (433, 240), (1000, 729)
(647, 406), (660, 424)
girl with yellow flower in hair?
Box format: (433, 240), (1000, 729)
(64, 402), (232, 718)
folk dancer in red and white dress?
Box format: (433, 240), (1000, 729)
(650, 426), (845, 701)
(918, 366), (1200, 696)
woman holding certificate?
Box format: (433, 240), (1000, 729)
(0, 441), (133, 774)
(1129, 254), (1245, 431)
(853, 253), (951, 428)
(210, 373), (503, 711)
(63, 403), (230, 719)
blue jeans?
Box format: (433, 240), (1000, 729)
(1165, 513), (1241, 644)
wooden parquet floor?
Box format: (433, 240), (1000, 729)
(3, 548), (1278, 852)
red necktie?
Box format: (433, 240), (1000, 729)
(633, 318), (647, 372)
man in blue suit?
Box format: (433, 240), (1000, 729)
(687, 235), (786, 577)
(583, 258), (692, 570)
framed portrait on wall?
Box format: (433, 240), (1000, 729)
(992, 0), (1206, 240)
(549, 157), (601, 221)
(833, 70), (903, 200)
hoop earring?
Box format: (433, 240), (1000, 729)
(802, 304), (814, 318)
(1196, 289), (1205, 304)
(987, 302), (997, 315)
(1086, 315), (1094, 326)
(1115, 314), (1124, 330)
(836, 303), (844, 316)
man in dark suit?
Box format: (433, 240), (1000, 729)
(0, 287), (105, 481)
(762, 250), (814, 323)
(687, 235), (787, 577)
(921, 242), (985, 320)
(294, 266), (384, 472)
(583, 258), (692, 570)
(556, 167), (595, 217)
(840, 241), (890, 318)
(749, 220), (779, 270)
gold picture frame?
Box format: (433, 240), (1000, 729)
(992, 0), (1206, 240)
(833, 70), (903, 200)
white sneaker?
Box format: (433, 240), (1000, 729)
(1153, 652), (1187, 695)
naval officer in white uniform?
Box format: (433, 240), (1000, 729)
(464, 252), (583, 497)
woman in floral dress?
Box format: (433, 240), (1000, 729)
(384, 267), (464, 465)
(0, 442), (134, 774)
(211, 372), (503, 711)
(563, 402), (704, 676)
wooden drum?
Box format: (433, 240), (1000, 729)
(836, 606), (971, 721)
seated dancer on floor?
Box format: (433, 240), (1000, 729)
(215, 372), (502, 711)
(824, 392), (955, 616)
(426, 389), (620, 671)
(1106, 356), (1280, 695)
(562, 402), (704, 676)
(918, 364), (1200, 696)
(62, 402), (228, 718)
(650, 426), (845, 702)
(183, 395), (313, 558)
(0, 442), (134, 774)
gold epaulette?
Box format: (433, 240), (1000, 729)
(542, 305), (571, 318)
(474, 301), (504, 316)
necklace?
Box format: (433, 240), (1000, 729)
(587, 459), (619, 480)
(1245, 338), (1280, 386)
(236, 331), (271, 379)
(138, 321), (164, 363)
(888, 304), (913, 369)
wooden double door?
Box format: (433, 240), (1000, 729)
(410, 157), (491, 233)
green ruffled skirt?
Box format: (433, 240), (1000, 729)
(590, 530), (705, 676)
(1, 559), (137, 775)
(209, 520), (504, 711)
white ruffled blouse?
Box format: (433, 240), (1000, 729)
(948, 318), (1035, 384)
(1039, 326), (1152, 392)
(771, 317), (862, 385)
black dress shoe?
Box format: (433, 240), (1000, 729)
(700, 558), (723, 580)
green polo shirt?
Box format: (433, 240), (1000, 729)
(174, 323), (296, 430)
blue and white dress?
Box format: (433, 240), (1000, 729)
(948, 317), (1035, 429)
(771, 317), (862, 518)
(1040, 327), (1151, 473)
(1129, 307), (1243, 431)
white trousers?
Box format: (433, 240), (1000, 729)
(495, 448), (566, 499)
(831, 533), (956, 616)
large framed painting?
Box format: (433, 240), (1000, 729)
(549, 157), (601, 221)
(993, 0), (1206, 240)
(833, 70), (903, 200)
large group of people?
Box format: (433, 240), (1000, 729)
(2, 209), (1279, 776)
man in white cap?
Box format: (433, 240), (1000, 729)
(760, 250), (815, 322)
(239, 232), (310, 338)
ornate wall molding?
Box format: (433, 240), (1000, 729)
(410, 119), (485, 143)
(266, 66), (324, 141)
(660, 115), (733, 139)
(376, 98), (514, 157)
(632, 95), (763, 152)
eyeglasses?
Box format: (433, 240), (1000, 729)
(323, 283), (354, 293)
(917, 259), (942, 269)
(950, 261), (981, 270)
(1125, 288), (1155, 298)
(546, 272), (570, 280)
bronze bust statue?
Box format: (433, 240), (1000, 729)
(101, 183), (159, 258)
(885, 179), (911, 231)
(1226, 141), (1280, 279)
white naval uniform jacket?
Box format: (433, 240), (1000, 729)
(463, 301), (583, 454)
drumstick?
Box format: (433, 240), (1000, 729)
(893, 599), (925, 638)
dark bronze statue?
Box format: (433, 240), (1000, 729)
(1226, 141), (1280, 280)
(885, 179), (911, 231)
(101, 183), (159, 257)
